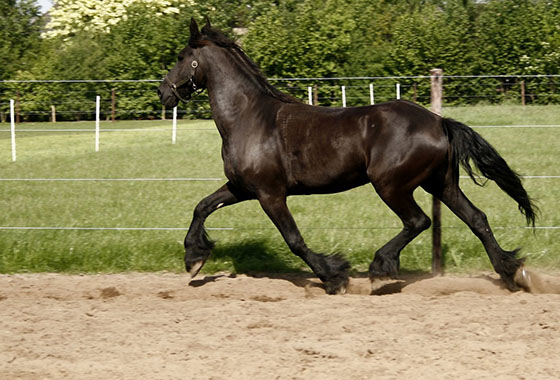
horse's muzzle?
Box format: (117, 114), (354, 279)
(157, 85), (180, 108)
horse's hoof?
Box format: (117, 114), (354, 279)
(324, 276), (349, 295)
(338, 285), (347, 295)
(370, 277), (396, 295)
(514, 266), (547, 293)
(187, 260), (205, 280)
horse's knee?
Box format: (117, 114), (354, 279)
(193, 200), (211, 219)
(406, 214), (431, 233)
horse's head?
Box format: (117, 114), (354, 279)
(158, 18), (208, 108)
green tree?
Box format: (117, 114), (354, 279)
(388, 0), (478, 76)
(475, 0), (549, 75)
(243, 0), (356, 78)
(473, 0), (558, 103)
(0, 0), (42, 79)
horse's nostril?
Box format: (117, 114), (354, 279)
(157, 88), (162, 98)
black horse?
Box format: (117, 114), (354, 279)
(158, 18), (537, 294)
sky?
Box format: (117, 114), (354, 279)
(37, 0), (53, 14)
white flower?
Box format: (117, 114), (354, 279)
(44, 0), (187, 38)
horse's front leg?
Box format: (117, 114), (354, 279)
(185, 182), (249, 278)
(257, 192), (350, 294)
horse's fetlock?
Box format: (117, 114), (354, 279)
(369, 255), (399, 281)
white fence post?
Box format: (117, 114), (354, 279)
(95, 95), (100, 152)
(369, 83), (375, 105)
(396, 83), (401, 100)
(10, 99), (16, 162)
(341, 85), (347, 107)
(172, 106), (177, 144)
(308, 86), (313, 105)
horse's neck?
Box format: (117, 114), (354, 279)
(205, 50), (277, 137)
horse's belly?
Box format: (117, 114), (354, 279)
(288, 161), (369, 195)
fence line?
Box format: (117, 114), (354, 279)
(1, 226), (559, 231)
(0, 177), (225, 181)
(472, 125), (560, 128)
(0, 128), (215, 132)
(2, 74), (560, 84)
(0, 176), (559, 182)
(2, 74), (560, 123)
(3, 125), (560, 133)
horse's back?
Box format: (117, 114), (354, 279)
(275, 100), (448, 194)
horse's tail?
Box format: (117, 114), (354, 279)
(442, 118), (537, 226)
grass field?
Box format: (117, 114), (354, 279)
(1, 104), (559, 276)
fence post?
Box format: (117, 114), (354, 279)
(396, 83), (401, 100)
(521, 80), (526, 106)
(172, 106), (177, 144)
(430, 68), (443, 275)
(111, 88), (116, 122)
(369, 83), (375, 105)
(313, 84), (318, 106)
(95, 96), (100, 152)
(16, 91), (21, 124)
(51, 105), (56, 123)
(308, 86), (313, 105)
(10, 99), (16, 162)
(341, 85), (346, 107)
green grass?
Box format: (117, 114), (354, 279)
(1, 105), (559, 275)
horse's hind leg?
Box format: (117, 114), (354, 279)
(369, 189), (431, 282)
(437, 184), (523, 291)
(257, 191), (350, 294)
(184, 182), (250, 278)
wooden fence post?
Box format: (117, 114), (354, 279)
(111, 88), (116, 122)
(430, 68), (443, 275)
(313, 84), (318, 106)
(16, 91), (21, 124)
(521, 80), (526, 106)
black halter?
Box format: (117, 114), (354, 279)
(164, 60), (202, 103)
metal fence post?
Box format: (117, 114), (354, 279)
(95, 96), (100, 152)
(10, 99), (16, 161)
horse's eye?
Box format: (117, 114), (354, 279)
(177, 56), (184, 62)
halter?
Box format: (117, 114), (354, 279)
(164, 59), (202, 103)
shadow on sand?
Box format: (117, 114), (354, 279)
(186, 239), (560, 295)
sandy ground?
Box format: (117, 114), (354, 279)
(1, 271), (560, 380)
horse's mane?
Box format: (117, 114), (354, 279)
(198, 26), (300, 104)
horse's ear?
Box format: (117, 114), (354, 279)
(201, 17), (213, 37)
(188, 18), (201, 47)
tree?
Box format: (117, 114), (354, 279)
(388, 0), (478, 77)
(0, 0), (42, 80)
(243, 0), (357, 79)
